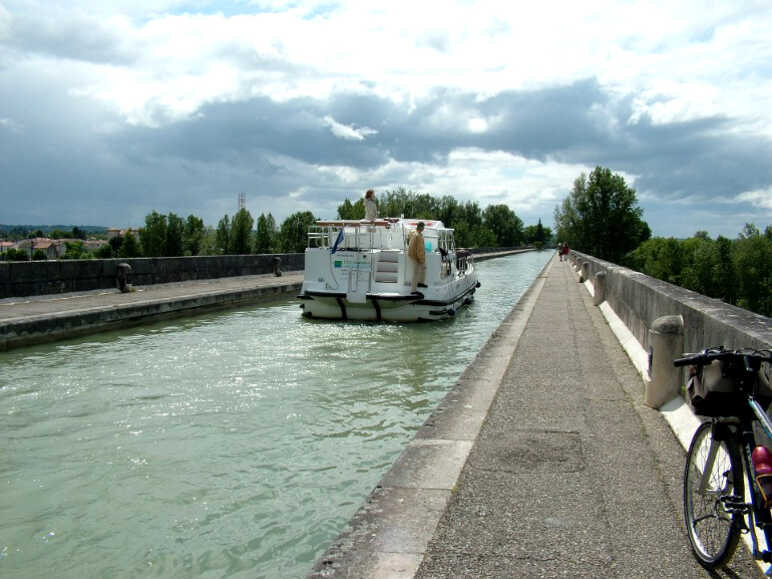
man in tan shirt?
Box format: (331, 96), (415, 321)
(408, 222), (427, 293)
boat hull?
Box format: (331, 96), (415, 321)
(300, 279), (478, 322)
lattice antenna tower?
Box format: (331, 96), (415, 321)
(238, 192), (246, 212)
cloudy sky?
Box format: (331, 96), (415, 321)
(1, 0), (771, 238)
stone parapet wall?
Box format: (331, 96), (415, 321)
(570, 251), (771, 353)
(0, 254), (305, 298)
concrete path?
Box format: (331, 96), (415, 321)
(311, 256), (761, 577)
(415, 257), (761, 578)
(0, 272), (303, 350)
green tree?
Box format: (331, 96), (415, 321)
(166, 213), (185, 257)
(337, 198), (364, 219)
(680, 235), (718, 296)
(183, 215), (205, 256)
(381, 187), (437, 219)
(436, 195), (461, 230)
(255, 213), (277, 253)
(140, 211), (168, 257)
(119, 231), (142, 258)
(524, 219), (552, 248)
(627, 237), (683, 284)
(61, 241), (91, 260)
(198, 227), (219, 255)
(4, 248), (29, 261)
(713, 235), (736, 304)
(483, 204), (524, 247)
(230, 208), (254, 254)
(72, 226), (87, 240)
(32, 249), (48, 260)
(554, 166), (650, 263)
(278, 211), (316, 253)
(733, 223), (772, 316)
(473, 226), (498, 248)
(94, 243), (114, 258)
(109, 236), (124, 255)
(50, 228), (71, 239)
(215, 215), (230, 255)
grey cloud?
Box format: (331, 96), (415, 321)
(6, 11), (139, 65)
(2, 68), (770, 234)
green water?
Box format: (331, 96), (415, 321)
(0, 251), (551, 578)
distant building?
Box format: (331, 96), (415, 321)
(9, 237), (108, 259)
(13, 238), (59, 260)
(107, 228), (140, 239)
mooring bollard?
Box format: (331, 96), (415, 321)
(116, 262), (133, 293)
(645, 314), (684, 408)
(592, 271), (606, 306)
(272, 256), (282, 277)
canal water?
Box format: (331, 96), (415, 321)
(0, 251), (551, 579)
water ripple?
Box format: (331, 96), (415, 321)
(0, 251), (550, 578)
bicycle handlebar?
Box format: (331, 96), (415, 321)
(673, 347), (771, 368)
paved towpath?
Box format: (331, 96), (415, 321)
(0, 272), (303, 322)
(0, 272), (303, 350)
(311, 255), (761, 578)
(414, 257), (761, 577)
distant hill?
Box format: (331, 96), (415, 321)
(0, 225), (108, 234)
(0, 224), (109, 241)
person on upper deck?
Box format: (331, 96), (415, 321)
(408, 221), (427, 293)
(364, 189), (378, 220)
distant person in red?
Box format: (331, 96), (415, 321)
(560, 242), (569, 261)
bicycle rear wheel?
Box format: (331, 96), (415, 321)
(683, 421), (744, 569)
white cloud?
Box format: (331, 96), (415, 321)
(737, 187), (772, 210)
(322, 115), (377, 141)
(6, 0), (769, 135)
(467, 118), (488, 133)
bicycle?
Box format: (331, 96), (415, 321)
(676, 346), (772, 571)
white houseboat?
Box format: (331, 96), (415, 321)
(299, 218), (479, 322)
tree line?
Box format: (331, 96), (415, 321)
(628, 226), (771, 317)
(3, 189), (552, 263)
(113, 209), (320, 258)
(338, 187), (551, 248)
(554, 165), (770, 317)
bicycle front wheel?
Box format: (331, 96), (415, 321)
(683, 421), (744, 570)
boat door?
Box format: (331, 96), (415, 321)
(344, 253), (371, 303)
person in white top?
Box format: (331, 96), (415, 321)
(364, 189), (378, 220)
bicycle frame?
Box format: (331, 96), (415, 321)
(679, 347), (772, 570)
(699, 399), (772, 564)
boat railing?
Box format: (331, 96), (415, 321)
(456, 249), (472, 273)
(307, 220), (400, 251)
(307, 219), (458, 256)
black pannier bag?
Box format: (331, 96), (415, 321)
(686, 359), (772, 417)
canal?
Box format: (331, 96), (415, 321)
(0, 250), (551, 578)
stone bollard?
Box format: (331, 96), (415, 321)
(592, 271), (606, 306)
(116, 262), (133, 293)
(272, 256), (282, 277)
(579, 261), (590, 283)
(645, 314), (684, 408)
